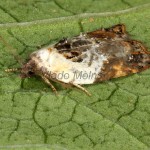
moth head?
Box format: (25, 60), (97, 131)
(20, 60), (35, 78)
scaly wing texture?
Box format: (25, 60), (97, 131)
(88, 24), (150, 81)
(54, 24), (150, 82)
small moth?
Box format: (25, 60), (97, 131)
(4, 24), (150, 96)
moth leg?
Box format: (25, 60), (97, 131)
(71, 82), (91, 96)
(41, 76), (58, 95)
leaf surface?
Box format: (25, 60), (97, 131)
(0, 0), (150, 150)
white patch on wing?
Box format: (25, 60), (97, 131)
(31, 48), (50, 60)
(32, 45), (107, 85)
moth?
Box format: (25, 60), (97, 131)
(4, 24), (150, 96)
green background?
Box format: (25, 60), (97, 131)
(0, 0), (150, 150)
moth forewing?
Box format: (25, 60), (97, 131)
(2, 24), (150, 96)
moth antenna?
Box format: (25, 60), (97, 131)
(0, 35), (24, 65)
(5, 68), (21, 73)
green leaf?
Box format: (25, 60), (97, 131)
(0, 1), (150, 150)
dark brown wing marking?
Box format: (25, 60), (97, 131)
(54, 38), (71, 50)
(95, 40), (150, 82)
(54, 36), (93, 62)
(54, 37), (92, 51)
(54, 24), (127, 62)
(106, 24), (126, 35)
(87, 24), (128, 39)
(53, 24), (150, 80)
(128, 40), (150, 54)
